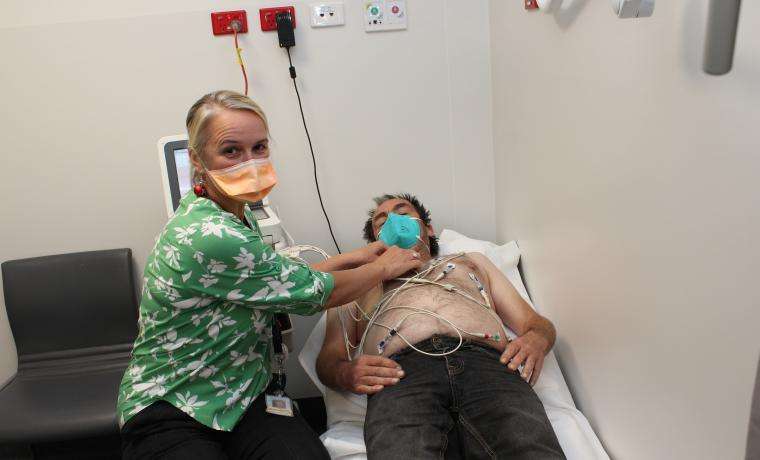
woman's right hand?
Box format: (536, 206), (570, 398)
(372, 246), (423, 280)
(324, 246), (423, 309)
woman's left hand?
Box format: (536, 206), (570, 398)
(311, 241), (388, 272)
(353, 241), (388, 265)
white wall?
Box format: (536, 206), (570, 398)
(490, 1), (760, 459)
(0, 0), (495, 396)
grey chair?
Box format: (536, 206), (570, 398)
(0, 249), (138, 443)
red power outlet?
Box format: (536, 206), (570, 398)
(259, 6), (296, 32)
(211, 10), (248, 35)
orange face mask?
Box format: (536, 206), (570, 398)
(206, 158), (278, 203)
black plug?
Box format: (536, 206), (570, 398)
(276, 12), (296, 49)
(277, 12), (297, 79)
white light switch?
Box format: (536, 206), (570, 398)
(365, 0), (407, 32)
(310, 2), (345, 28)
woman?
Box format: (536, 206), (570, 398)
(117, 90), (421, 459)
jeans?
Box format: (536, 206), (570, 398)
(121, 384), (329, 460)
(364, 336), (565, 460)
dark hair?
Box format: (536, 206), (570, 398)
(362, 193), (440, 257)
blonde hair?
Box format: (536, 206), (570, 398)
(186, 90), (269, 181)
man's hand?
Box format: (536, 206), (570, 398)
(499, 330), (550, 386)
(338, 355), (405, 395)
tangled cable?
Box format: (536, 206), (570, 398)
(279, 246), (511, 360)
(356, 253), (511, 358)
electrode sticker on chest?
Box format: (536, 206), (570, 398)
(337, 253), (510, 359)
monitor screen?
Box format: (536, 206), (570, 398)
(162, 139), (191, 213)
(173, 148), (192, 198)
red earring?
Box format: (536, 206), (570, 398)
(193, 178), (207, 197)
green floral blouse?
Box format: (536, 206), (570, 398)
(117, 193), (334, 431)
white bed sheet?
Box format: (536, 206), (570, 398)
(298, 229), (609, 460)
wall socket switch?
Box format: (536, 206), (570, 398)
(365, 0), (407, 32)
(310, 2), (345, 28)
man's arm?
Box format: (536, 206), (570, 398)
(316, 290), (404, 395)
(316, 306), (354, 390)
(469, 252), (556, 385)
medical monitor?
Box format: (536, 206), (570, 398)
(160, 138), (192, 214)
(158, 135), (267, 218)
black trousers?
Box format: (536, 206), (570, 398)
(365, 336), (565, 460)
(121, 388), (329, 460)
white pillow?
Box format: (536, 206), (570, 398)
(298, 230), (609, 460)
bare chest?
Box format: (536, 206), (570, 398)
(358, 254), (505, 356)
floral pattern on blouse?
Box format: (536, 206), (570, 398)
(117, 193), (334, 431)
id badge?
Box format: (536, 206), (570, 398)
(265, 394), (294, 417)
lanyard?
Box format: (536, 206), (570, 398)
(270, 313), (288, 393)
(272, 314), (285, 354)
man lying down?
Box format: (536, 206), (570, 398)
(317, 194), (566, 459)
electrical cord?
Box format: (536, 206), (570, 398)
(279, 244), (330, 261)
(285, 46), (342, 254)
(280, 246), (510, 360)
(356, 253), (512, 358)
(279, 244), (357, 359)
(231, 21), (249, 96)
(357, 254), (464, 354)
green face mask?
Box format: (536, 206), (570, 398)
(378, 213), (422, 249)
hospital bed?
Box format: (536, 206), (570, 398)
(299, 229), (610, 459)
